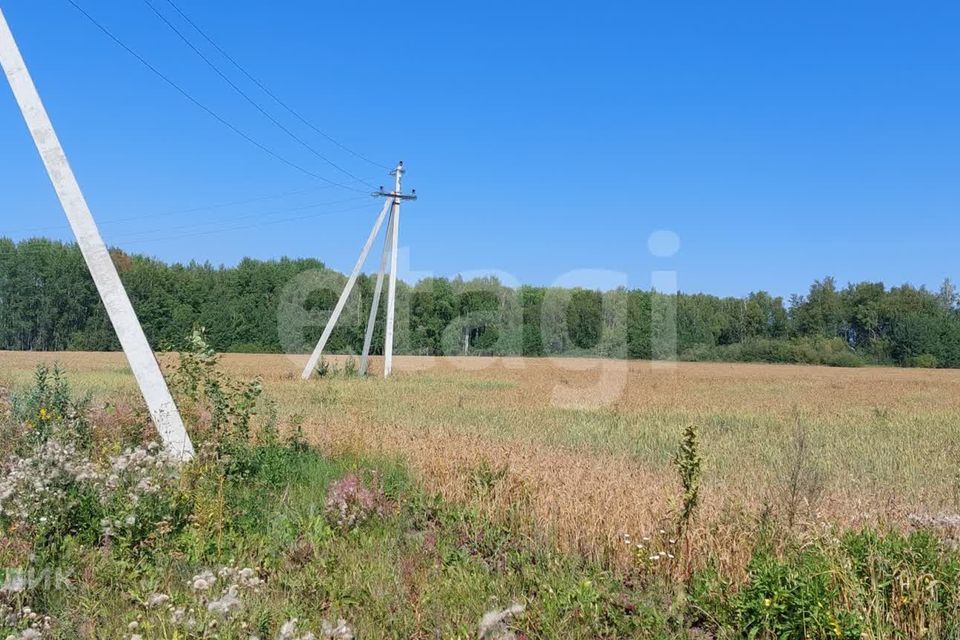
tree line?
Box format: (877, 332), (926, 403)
(2, 237), (959, 368)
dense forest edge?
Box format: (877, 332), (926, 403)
(3, 237), (960, 368)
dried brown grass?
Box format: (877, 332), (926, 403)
(3, 351), (960, 574)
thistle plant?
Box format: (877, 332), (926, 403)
(324, 472), (388, 532)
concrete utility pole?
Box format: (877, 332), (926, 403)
(301, 161), (415, 379)
(0, 8), (194, 460)
(382, 162), (404, 377)
(359, 211), (394, 376)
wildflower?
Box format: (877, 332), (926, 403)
(763, 598), (771, 607)
(191, 570), (216, 592)
(320, 618), (353, 640)
(324, 472), (388, 531)
(146, 593), (170, 608)
(207, 586), (242, 617)
(478, 604), (524, 640)
(279, 619), (299, 639)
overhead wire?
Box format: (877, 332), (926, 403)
(6, 2), (394, 257)
(106, 195), (368, 242)
(140, 0), (377, 189)
(4, 183), (345, 235)
(117, 201), (375, 246)
(63, 0), (370, 193)
(162, 0), (391, 171)
(1, 199), (374, 253)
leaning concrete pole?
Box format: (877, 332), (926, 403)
(359, 209), (394, 376)
(300, 198), (392, 379)
(0, 8), (194, 460)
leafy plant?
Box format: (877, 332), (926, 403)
(172, 328), (266, 459)
(674, 423), (701, 533)
(11, 364), (91, 449)
(316, 356), (331, 378)
(315, 355), (358, 379)
(731, 544), (862, 639)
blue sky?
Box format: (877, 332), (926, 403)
(1, 1), (958, 298)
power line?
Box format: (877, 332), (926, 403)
(1, 200), (373, 252)
(162, 0), (391, 172)
(117, 201), (374, 246)
(106, 195), (368, 241)
(63, 0), (368, 193)
(141, 0), (376, 189)
(4, 183), (343, 234)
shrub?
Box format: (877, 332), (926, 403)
(172, 328), (266, 459)
(906, 353), (939, 368)
(681, 337), (866, 368)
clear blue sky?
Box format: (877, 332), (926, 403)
(1, 1), (958, 298)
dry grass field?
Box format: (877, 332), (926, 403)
(3, 350), (959, 577)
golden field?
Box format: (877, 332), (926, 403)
(3, 351), (959, 574)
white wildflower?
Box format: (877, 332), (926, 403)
(191, 570), (216, 592)
(146, 593), (170, 608)
(207, 586), (242, 617)
(477, 603), (524, 640)
(320, 618), (353, 640)
(278, 619), (299, 640)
